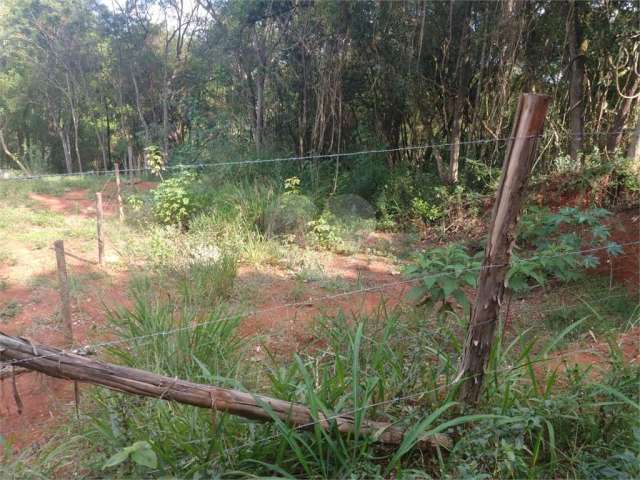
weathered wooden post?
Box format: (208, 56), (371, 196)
(53, 240), (73, 346)
(115, 162), (124, 222)
(457, 93), (551, 404)
(96, 192), (105, 267)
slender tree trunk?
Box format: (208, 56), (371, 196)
(449, 96), (463, 184)
(254, 73), (265, 154)
(96, 129), (107, 171)
(132, 73), (150, 145)
(627, 123), (640, 161)
(607, 76), (640, 153)
(58, 128), (73, 173)
(446, 2), (471, 184)
(0, 127), (30, 174)
(162, 61), (170, 163)
(66, 74), (83, 173)
(104, 97), (112, 169)
(567, 0), (585, 164)
(127, 142), (134, 174)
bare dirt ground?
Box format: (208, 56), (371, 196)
(1, 187), (638, 451)
(1, 188), (407, 449)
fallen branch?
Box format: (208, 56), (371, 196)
(0, 332), (450, 450)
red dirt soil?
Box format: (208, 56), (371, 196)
(594, 210), (640, 291)
(1, 187), (639, 455)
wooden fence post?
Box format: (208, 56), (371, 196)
(53, 240), (73, 346)
(115, 162), (124, 222)
(457, 93), (550, 404)
(96, 192), (105, 267)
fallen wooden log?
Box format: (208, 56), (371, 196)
(0, 332), (450, 450)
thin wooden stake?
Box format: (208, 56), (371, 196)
(96, 192), (105, 267)
(457, 93), (550, 404)
(115, 162), (124, 222)
(54, 240), (73, 346)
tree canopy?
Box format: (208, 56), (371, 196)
(0, 0), (638, 178)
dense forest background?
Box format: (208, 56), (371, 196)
(0, 0), (638, 181)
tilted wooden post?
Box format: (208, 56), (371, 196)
(115, 162), (124, 222)
(457, 93), (550, 404)
(96, 192), (105, 267)
(53, 240), (73, 346)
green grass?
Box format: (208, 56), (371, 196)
(0, 299), (21, 323)
(5, 285), (638, 478)
(512, 278), (640, 349)
(1, 172), (639, 478)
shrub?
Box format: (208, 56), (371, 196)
(151, 171), (201, 228)
(404, 244), (481, 316)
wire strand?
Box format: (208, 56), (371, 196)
(1, 241), (637, 370)
(0, 130), (630, 182)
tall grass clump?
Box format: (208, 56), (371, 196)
(5, 295), (639, 478)
(73, 280), (250, 477)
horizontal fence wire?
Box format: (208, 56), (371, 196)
(0, 130), (630, 182)
(1, 240), (638, 370)
(37, 246), (637, 373)
(0, 129), (637, 448)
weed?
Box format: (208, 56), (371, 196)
(0, 250), (16, 266)
(0, 300), (21, 323)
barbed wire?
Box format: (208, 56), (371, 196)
(0, 130), (631, 182)
(1, 241), (638, 371)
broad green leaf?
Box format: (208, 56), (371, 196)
(102, 449), (131, 469)
(406, 286), (426, 303)
(130, 442), (158, 469)
(441, 277), (458, 298)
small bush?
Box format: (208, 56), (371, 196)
(151, 171), (201, 228)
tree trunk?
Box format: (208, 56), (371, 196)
(66, 74), (83, 173)
(627, 122), (640, 161)
(162, 61), (170, 164)
(449, 95), (463, 184)
(127, 142), (134, 174)
(254, 73), (265, 154)
(58, 127), (73, 173)
(104, 97), (112, 169)
(132, 73), (151, 145)
(0, 127), (30, 174)
(606, 75), (640, 153)
(566, 0), (585, 164)
(96, 129), (107, 171)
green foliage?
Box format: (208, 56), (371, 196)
(410, 197), (442, 223)
(404, 244), (481, 316)
(307, 213), (343, 250)
(0, 299), (21, 323)
(509, 206), (622, 293)
(102, 441), (157, 471)
(144, 145), (165, 178)
(151, 171), (201, 228)
(176, 253), (238, 308)
(404, 206), (624, 310)
(283, 176), (301, 195)
(5, 285), (640, 478)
